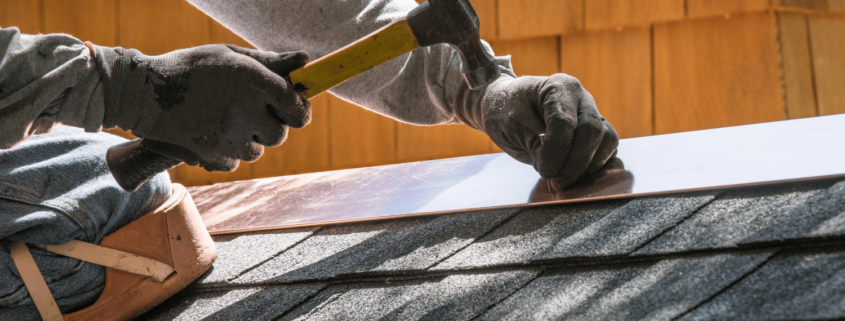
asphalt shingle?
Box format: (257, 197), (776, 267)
(140, 283), (326, 321)
(233, 208), (519, 284)
(161, 167), (845, 320)
(679, 248), (845, 321)
(433, 201), (626, 270)
(741, 180), (845, 243)
(479, 265), (649, 321)
(635, 180), (843, 255)
(369, 208), (520, 272)
(278, 270), (539, 321)
(478, 251), (773, 321)
(195, 227), (319, 285)
(535, 193), (716, 259)
(435, 193), (713, 270)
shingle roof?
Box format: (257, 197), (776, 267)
(139, 177), (845, 320)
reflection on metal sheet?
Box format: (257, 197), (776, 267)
(191, 114), (845, 235)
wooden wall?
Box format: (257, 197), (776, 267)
(2, 0), (844, 187)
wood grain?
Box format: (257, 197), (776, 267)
(778, 0), (829, 11)
(43, 0), (117, 46)
(117, 0), (209, 55)
(489, 37), (560, 76)
(808, 15), (845, 116)
(829, 0), (845, 12)
(560, 27), (652, 138)
(397, 123), (493, 163)
(654, 13), (784, 134)
(489, 140), (503, 153)
(0, 0), (41, 34)
(329, 95), (397, 169)
(778, 12), (818, 119)
(776, 0), (845, 12)
(687, 0), (772, 18)
(208, 18), (254, 48)
(472, 0), (498, 40)
(586, 0), (685, 31)
(497, 0), (582, 39)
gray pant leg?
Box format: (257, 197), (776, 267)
(0, 127), (172, 316)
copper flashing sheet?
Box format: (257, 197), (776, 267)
(190, 115), (845, 235)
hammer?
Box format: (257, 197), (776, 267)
(106, 0), (500, 191)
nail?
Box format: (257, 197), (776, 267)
(539, 134), (554, 192)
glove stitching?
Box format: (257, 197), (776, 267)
(93, 46), (164, 136)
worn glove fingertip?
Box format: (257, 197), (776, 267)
(289, 50), (311, 63)
(278, 51), (310, 71)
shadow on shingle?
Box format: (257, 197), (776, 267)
(434, 191), (717, 270)
(138, 283), (325, 321)
(741, 180), (845, 244)
(635, 179), (845, 255)
(433, 201), (627, 270)
(679, 247), (845, 321)
(232, 207), (519, 285)
(193, 227), (319, 286)
(277, 270), (538, 321)
(479, 251), (774, 321)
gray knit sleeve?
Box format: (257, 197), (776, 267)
(0, 27), (105, 149)
(185, 0), (514, 126)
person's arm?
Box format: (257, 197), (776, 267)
(185, 0), (486, 125)
(187, 0), (619, 189)
(0, 25), (311, 172)
(0, 27), (105, 149)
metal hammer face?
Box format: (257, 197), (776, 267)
(407, 0), (501, 90)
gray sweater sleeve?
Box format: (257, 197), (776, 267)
(186, 0), (514, 126)
(0, 27), (105, 149)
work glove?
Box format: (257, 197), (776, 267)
(90, 44), (310, 171)
(456, 73), (619, 190)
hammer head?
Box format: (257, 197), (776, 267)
(407, 0), (500, 90)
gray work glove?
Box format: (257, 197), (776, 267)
(91, 44), (310, 171)
(456, 73), (619, 190)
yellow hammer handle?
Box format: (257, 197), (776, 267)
(289, 19), (419, 99)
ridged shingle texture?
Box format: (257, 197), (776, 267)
(140, 179), (845, 320)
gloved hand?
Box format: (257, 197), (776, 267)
(90, 44), (310, 171)
(456, 73), (619, 190)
